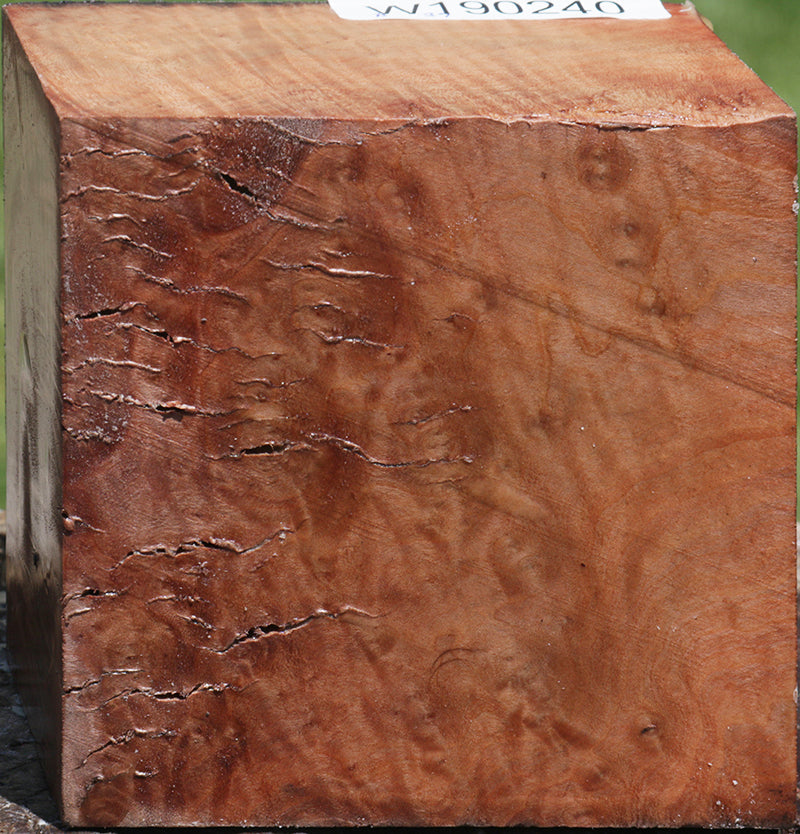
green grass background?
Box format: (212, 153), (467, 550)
(0, 0), (797, 511)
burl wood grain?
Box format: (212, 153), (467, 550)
(5, 3), (797, 828)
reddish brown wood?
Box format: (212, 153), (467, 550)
(4, 3), (797, 828)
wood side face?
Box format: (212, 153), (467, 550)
(3, 14), (64, 808)
(57, 113), (796, 828)
(4, 3), (792, 125)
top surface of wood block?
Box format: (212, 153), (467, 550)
(5, 2), (792, 125)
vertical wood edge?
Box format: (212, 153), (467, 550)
(3, 10), (65, 818)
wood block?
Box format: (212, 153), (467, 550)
(4, 3), (796, 828)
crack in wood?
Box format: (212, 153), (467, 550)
(64, 357), (163, 375)
(310, 432), (474, 469)
(85, 389), (232, 420)
(100, 682), (237, 707)
(60, 181), (200, 203)
(215, 606), (380, 653)
(101, 235), (175, 260)
(67, 301), (145, 322)
(77, 729), (177, 769)
(393, 404), (476, 426)
(64, 669), (144, 696)
(299, 327), (405, 351)
(264, 258), (395, 281)
(123, 265), (250, 303)
(110, 528), (294, 572)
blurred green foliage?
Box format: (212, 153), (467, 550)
(0, 1), (797, 513)
(693, 0), (800, 116)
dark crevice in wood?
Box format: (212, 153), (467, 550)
(217, 171), (257, 201)
(217, 607), (378, 653)
(240, 442), (293, 456)
(71, 305), (130, 321)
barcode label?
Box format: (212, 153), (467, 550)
(329, 0), (670, 20)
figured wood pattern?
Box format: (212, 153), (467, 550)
(5, 3), (792, 126)
(4, 3), (797, 828)
(57, 114), (796, 827)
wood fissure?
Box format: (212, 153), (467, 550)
(3, 3), (796, 829)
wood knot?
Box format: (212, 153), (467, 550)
(576, 129), (632, 192)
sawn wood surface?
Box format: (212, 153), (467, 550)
(3, 2), (797, 828)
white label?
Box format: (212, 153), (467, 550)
(329, 0), (670, 20)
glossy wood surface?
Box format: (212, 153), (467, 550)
(4, 2), (797, 828)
